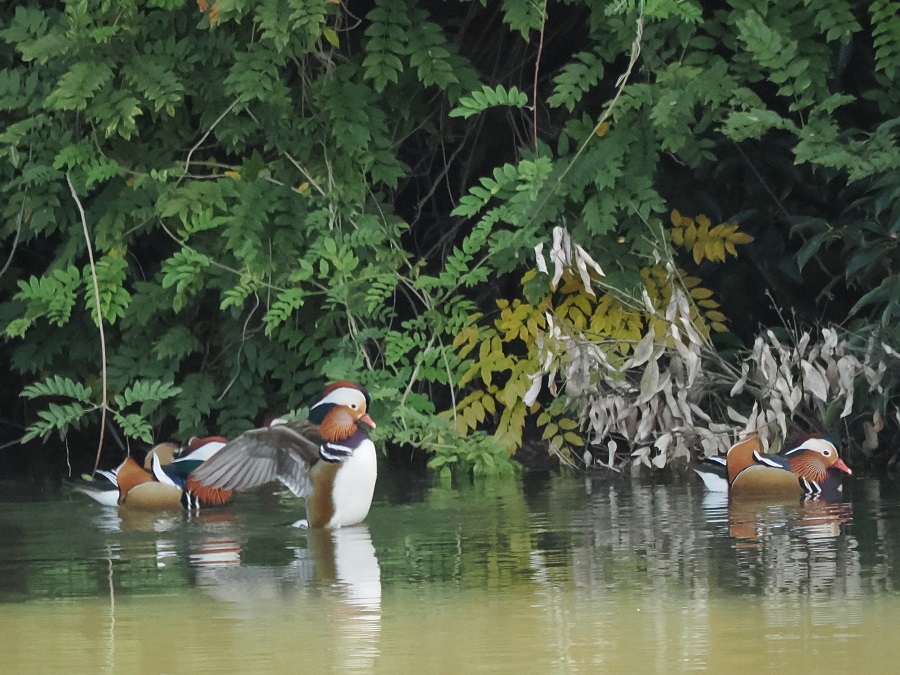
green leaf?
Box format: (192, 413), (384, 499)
(548, 51), (603, 113)
(849, 275), (900, 319)
(45, 62), (114, 111)
(22, 402), (91, 443)
(117, 379), (181, 407)
(449, 85), (529, 119)
(323, 27), (340, 47)
(263, 288), (306, 335)
(160, 249), (212, 312)
(22, 375), (93, 403)
(112, 411), (154, 443)
(501, 0), (545, 38)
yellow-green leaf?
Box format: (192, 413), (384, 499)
(323, 27), (340, 47)
(483, 395), (496, 415)
(728, 232), (754, 245)
(692, 242), (704, 265)
(684, 222), (697, 249)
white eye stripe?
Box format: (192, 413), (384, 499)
(793, 438), (838, 456)
(312, 387), (367, 410)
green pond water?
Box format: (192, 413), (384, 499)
(1, 469), (899, 673)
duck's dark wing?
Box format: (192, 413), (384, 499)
(187, 421), (323, 498)
(752, 450), (791, 471)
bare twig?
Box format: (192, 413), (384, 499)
(217, 292), (261, 402)
(284, 152), (327, 196)
(558, 16), (643, 185)
(441, 344), (458, 426)
(731, 140), (793, 222)
(179, 97), (241, 186)
(0, 190), (25, 279)
(400, 333), (438, 409)
(67, 173), (108, 476)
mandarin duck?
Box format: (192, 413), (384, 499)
(694, 435), (852, 497)
(187, 381), (377, 529)
(75, 436), (233, 509)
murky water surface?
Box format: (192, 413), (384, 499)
(2, 470), (899, 673)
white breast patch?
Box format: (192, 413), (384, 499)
(328, 439), (377, 527)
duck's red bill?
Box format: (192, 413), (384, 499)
(833, 458), (852, 475)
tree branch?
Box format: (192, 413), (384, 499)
(67, 173), (108, 475)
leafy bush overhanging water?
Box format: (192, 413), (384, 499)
(1, 0), (899, 475)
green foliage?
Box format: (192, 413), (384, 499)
(8, 266), (81, 337)
(45, 61), (114, 111)
(808, 0), (861, 43)
(20, 374), (180, 444)
(449, 85), (529, 119)
(88, 253), (131, 325)
(22, 375), (92, 403)
(2, 0), (900, 474)
(160, 249), (212, 312)
(793, 170), (900, 327)
(407, 17), (459, 90)
(500, 0), (545, 39)
(870, 1), (900, 80)
(22, 401), (92, 443)
(113, 379), (181, 415)
(735, 10), (818, 110)
(363, 0), (410, 92)
(547, 51), (604, 113)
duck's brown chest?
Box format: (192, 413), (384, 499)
(306, 461), (340, 528)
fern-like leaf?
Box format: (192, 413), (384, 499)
(547, 51), (604, 112)
(44, 61), (114, 111)
(112, 411), (154, 443)
(114, 379), (182, 411)
(264, 287), (306, 335)
(870, 0), (900, 80)
(449, 85), (529, 119)
(160, 249), (211, 312)
(86, 253), (131, 326)
(407, 16), (459, 89)
(22, 402), (91, 443)
(501, 0), (545, 39)
(363, 0), (411, 92)
(22, 375), (93, 403)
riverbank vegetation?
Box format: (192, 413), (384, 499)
(1, 0), (898, 477)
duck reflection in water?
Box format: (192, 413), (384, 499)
(720, 495), (853, 543)
(194, 525), (382, 670)
(89, 507), (242, 570)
